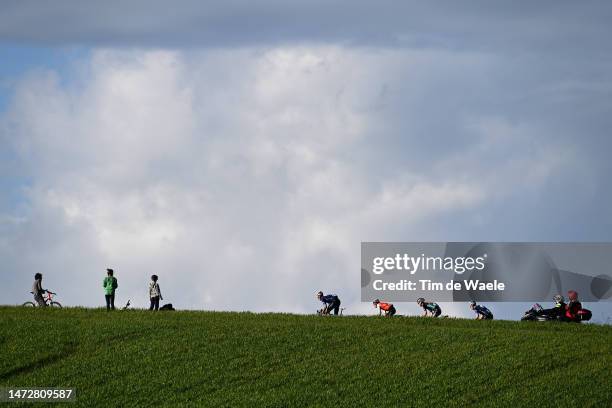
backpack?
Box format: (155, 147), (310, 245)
(160, 303), (175, 311)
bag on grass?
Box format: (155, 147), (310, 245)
(160, 303), (175, 311)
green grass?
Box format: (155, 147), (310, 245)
(0, 307), (610, 407)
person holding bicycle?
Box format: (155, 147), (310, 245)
(103, 268), (118, 311)
(316, 291), (341, 315)
(31, 273), (47, 307)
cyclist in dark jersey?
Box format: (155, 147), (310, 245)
(417, 298), (441, 317)
(469, 301), (493, 320)
(316, 291), (341, 315)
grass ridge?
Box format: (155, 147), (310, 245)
(1, 307), (610, 407)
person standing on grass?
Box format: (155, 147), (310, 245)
(149, 275), (163, 311)
(103, 268), (118, 311)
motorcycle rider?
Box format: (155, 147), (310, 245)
(316, 291), (341, 315)
(417, 298), (442, 317)
(373, 299), (396, 317)
(469, 301), (493, 320)
(541, 295), (567, 319)
(563, 290), (582, 322)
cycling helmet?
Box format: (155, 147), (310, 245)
(316, 291), (323, 298)
(469, 301), (477, 308)
(34, 273), (42, 280)
(553, 294), (564, 304)
(416, 297), (425, 305)
(567, 290), (578, 302)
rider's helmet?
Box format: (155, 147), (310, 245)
(34, 273), (42, 280)
(373, 299), (380, 306)
(416, 297), (425, 305)
(553, 294), (565, 304)
(567, 290), (579, 302)
(316, 291), (323, 299)
(469, 300), (477, 309)
(151, 274), (158, 282)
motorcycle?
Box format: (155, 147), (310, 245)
(521, 303), (592, 322)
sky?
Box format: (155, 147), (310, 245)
(1, 1), (611, 321)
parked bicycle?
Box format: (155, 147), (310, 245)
(22, 291), (62, 308)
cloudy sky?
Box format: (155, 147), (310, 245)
(1, 1), (611, 321)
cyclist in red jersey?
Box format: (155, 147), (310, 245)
(373, 299), (396, 317)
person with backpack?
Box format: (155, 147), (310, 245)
(316, 291), (341, 315)
(103, 268), (118, 311)
(469, 301), (493, 320)
(373, 299), (396, 317)
(417, 298), (442, 317)
(148, 275), (163, 311)
(31, 273), (47, 307)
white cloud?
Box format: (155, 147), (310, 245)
(0, 46), (590, 313)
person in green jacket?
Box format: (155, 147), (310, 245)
(103, 268), (118, 311)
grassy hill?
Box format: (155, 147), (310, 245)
(0, 307), (610, 407)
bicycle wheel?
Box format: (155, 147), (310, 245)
(50, 301), (62, 308)
(22, 302), (36, 307)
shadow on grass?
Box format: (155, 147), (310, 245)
(0, 346), (77, 381)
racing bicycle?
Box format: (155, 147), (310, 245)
(317, 307), (345, 316)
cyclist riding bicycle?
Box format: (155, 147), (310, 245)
(417, 298), (442, 317)
(373, 299), (396, 317)
(316, 291), (341, 315)
(469, 301), (493, 320)
(31, 273), (48, 307)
